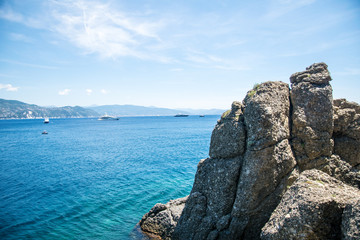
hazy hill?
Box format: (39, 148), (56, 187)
(87, 105), (225, 116)
(87, 104), (187, 116)
(0, 99), (99, 119)
(0, 99), (225, 119)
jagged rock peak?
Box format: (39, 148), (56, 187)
(290, 62), (332, 84)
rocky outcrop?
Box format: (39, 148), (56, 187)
(290, 62), (334, 169)
(209, 101), (245, 159)
(139, 196), (187, 240)
(261, 169), (360, 239)
(333, 99), (360, 169)
(138, 63), (360, 240)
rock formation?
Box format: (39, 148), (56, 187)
(138, 63), (360, 239)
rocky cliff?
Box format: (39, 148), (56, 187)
(139, 63), (360, 240)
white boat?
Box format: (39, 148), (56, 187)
(98, 114), (119, 121)
(44, 117), (49, 123)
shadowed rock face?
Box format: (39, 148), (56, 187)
(333, 99), (360, 168)
(138, 63), (360, 240)
(261, 170), (360, 240)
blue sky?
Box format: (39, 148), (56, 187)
(0, 0), (359, 109)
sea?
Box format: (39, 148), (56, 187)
(0, 115), (219, 239)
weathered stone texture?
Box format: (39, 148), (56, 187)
(261, 170), (360, 240)
(333, 98), (360, 168)
(138, 63), (360, 240)
(342, 200), (360, 240)
(290, 62), (334, 169)
(209, 101), (246, 159)
(243, 81), (291, 151)
(173, 157), (243, 240)
(139, 196), (187, 240)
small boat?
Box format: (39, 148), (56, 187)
(199, 115), (205, 117)
(174, 114), (189, 117)
(44, 117), (49, 123)
(98, 114), (119, 120)
(42, 130), (48, 134)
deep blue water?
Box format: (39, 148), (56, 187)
(0, 115), (219, 239)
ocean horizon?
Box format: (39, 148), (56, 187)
(0, 116), (219, 239)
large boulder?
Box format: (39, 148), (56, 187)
(290, 62), (334, 169)
(333, 99), (360, 168)
(139, 196), (187, 240)
(173, 157), (243, 239)
(225, 82), (296, 239)
(243, 81), (291, 151)
(261, 170), (360, 240)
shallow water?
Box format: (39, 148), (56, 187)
(0, 116), (218, 239)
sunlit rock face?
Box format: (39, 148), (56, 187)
(139, 63), (360, 240)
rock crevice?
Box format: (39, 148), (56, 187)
(138, 63), (360, 240)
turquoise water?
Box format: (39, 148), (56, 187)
(0, 116), (218, 239)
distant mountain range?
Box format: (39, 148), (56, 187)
(0, 99), (225, 119)
(0, 99), (99, 119)
(88, 105), (225, 116)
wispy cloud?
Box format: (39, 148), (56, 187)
(50, 0), (165, 60)
(100, 89), (108, 94)
(0, 83), (19, 91)
(86, 89), (93, 95)
(0, 59), (58, 70)
(185, 50), (250, 71)
(0, 5), (46, 29)
(9, 33), (33, 43)
(263, 0), (316, 20)
(58, 89), (71, 95)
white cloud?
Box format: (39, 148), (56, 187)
(0, 59), (57, 70)
(58, 89), (71, 95)
(0, 83), (19, 91)
(100, 89), (108, 94)
(86, 89), (93, 95)
(50, 0), (165, 60)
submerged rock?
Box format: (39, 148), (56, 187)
(138, 63), (360, 240)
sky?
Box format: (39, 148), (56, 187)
(0, 0), (359, 109)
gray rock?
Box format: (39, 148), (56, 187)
(139, 196), (187, 240)
(173, 157), (243, 240)
(243, 81), (291, 151)
(138, 63), (360, 240)
(229, 139), (296, 239)
(290, 62), (332, 85)
(333, 98), (360, 167)
(261, 169), (360, 240)
(290, 63), (334, 169)
(316, 155), (360, 189)
(209, 101), (246, 159)
(342, 200), (360, 240)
